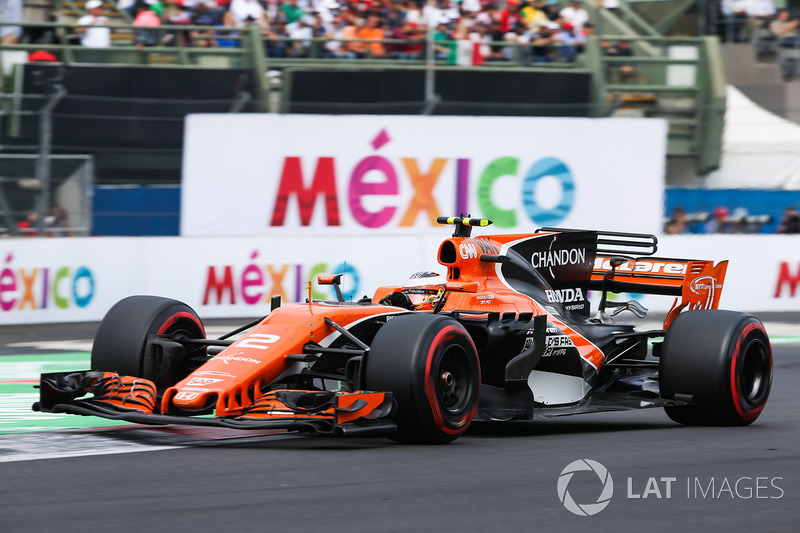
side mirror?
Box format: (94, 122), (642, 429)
(316, 274), (344, 302)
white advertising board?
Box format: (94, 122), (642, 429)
(181, 114), (668, 237)
(1, 235), (799, 325)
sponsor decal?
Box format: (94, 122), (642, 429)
(175, 392), (200, 401)
(546, 335), (574, 348)
(593, 258), (687, 276)
(532, 248), (586, 270)
(196, 371), (236, 378)
(459, 243), (478, 260)
(474, 238), (500, 255)
(185, 377), (224, 386)
(202, 250), (360, 305)
(0, 253), (95, 312)
(269, 129), (576, 229)
(182, 387), (211, 392)
(545, 288), (585, 303)
(543, 334), (574, 357)
(522, 336), (535, 352)
(213, 355), (262, 365)
(689, 276), (722, 294)
(774, 262), (800, 298)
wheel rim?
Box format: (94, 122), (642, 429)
(740, 339), (770, 406)
(436, 345), (474, 415)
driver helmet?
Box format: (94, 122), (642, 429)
(401, 271), (447, 310)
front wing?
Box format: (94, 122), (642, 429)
(33, 371), (397, 437)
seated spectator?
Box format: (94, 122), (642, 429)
(384, 4), (406, 30)
(387, 20), (423, 59)
(498, 0), (523, 33)
(776, 206), (800, 233)
(192, 3), (223, 27)
(316, 0), (342, 32)
(719, 0), (749, 42)
(1, 0), (22, 44)
(664, 206), (687, 235)
(280, 0), (305, 24)
(544, 0), (561, 22)
(521, 0), (549, 33)
(76, 0), (112, 49)
(358, 15), (387, 58)
(530, 23), (557, 62)
(321, 14), (357, 58)
(559, 0), (588, 32)
(503, 22), (531, 62)
(402, 0), (423, 25)
(553, 22), (585, 62)
(770, 9), (800, 47)
(603, 38), (636, 81)
(432, 21), (453, 60)
(286, 15), (314, 57)
(704, 207), (735, 234)
(264, 20), (291, 57)
(472, 22), (499, 62)
(230, 0), (267, 27)
(343, 17), (368, 57)
(46, 205), (73, 237)
(132, 5), (162, 48)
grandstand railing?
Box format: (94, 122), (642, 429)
(1, 22), (726, 172)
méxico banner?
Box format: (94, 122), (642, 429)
(1, 235), (799, 325)
(181, 115), (668, 237)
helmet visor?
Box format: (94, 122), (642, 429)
(402, 287), (443, 307)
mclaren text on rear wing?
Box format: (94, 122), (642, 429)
(591, 256), (728, 328)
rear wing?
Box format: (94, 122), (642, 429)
(538, 228), (727, 329)
(590, 256), (728, 329)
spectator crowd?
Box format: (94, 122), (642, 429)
(664, 205), (799, 235)
(3, 0), (604, 63)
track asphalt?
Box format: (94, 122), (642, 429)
(0, 316), (798, 532)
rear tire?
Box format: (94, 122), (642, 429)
(365, 314), (480, 444)
(660, 310), (772, 426)
(91, 295), (206, 391)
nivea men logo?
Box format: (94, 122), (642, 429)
(545, 288), (585, 303)
(531, 248), (586, 269)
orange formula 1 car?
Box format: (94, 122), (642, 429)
(34, 217), (773, 443)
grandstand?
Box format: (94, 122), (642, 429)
(0, 0), (798, 235)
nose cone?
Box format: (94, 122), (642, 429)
(163, 387), (218, 413)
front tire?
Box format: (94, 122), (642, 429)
(91, 295), (206, 391)
(365, 314), (480, 443)
(660, 310), (772, 426)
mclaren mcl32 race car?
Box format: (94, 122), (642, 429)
(34, 217), (773, 443)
